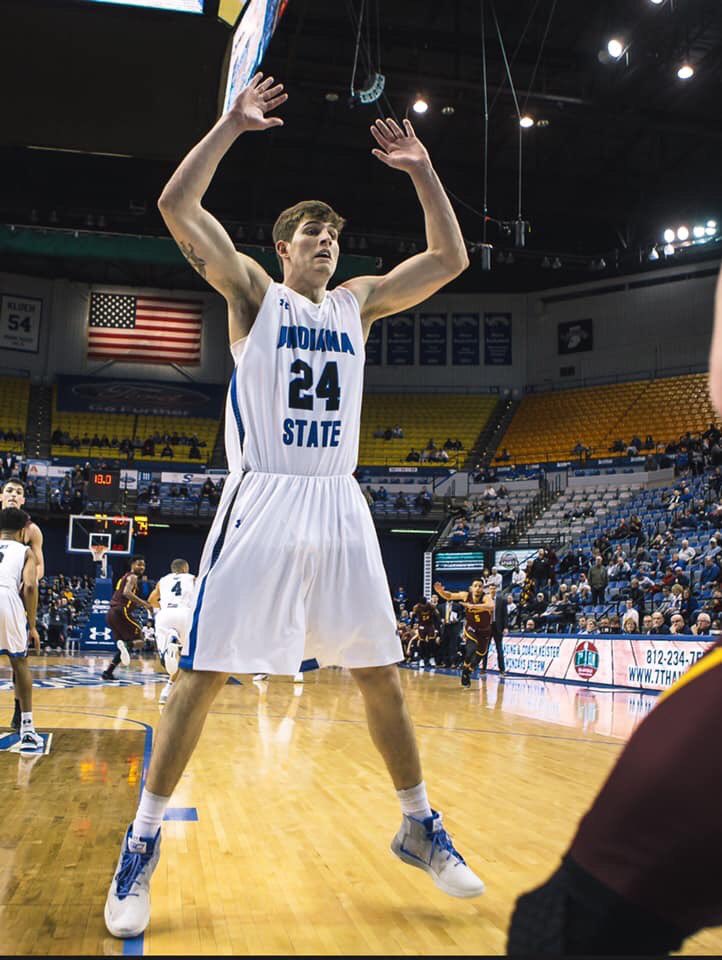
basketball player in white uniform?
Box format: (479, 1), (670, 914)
(147, 559), (195, 704)
(105, 73), (483, 939)
(1, 480), (44, 731)
(0, 508), (43, 754)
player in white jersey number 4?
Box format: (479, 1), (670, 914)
(147, 559), (195, 704)
(104, 73), (483, 940)
(0, 508), (43, 755)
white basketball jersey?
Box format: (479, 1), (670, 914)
(224, 281), (365, 476)
(158, 572), (195, 610)
(0, 540), (26, 593)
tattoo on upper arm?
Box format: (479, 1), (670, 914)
(178, 240), (207, 279)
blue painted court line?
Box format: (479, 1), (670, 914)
(122, 934), (144, 956)
(164, 807), (198, 822)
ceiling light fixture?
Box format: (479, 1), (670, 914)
(412, 95), (428, 114)
(519, 115), (535, 128)
(677, 64), (694, 80)
(607, 38), (625, 60)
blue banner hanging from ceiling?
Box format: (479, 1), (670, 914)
(451, 313), (480, 365)
(419, 313), (447, 365)
(484, 312), (512, 365)
(386, 313), (415, 365)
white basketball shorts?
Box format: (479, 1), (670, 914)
(0, 589), (28, 657)
(180, 471), (403, 674)
(154, 607), (191, 657)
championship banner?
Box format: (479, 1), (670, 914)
(484, 635), (711, 692)
(451, 313), (480, 365)
(386, 313), (415, 365)
(0, 294), (41, 353)
(558, 317), (593, 354)
(484, 312), (512, 365)
(365, 321), (382, 365)
(419, 313), (447, 365)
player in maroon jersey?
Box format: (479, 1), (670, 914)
(410, 597), (441, 667)
(101, 557), (153, 680)
(434, 580), (493, 687)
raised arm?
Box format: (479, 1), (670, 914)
(343, 118), (469, 331)
(434, 581), (469, 602)
(710, 267), (722, 416)
(158, 73), (287, 341)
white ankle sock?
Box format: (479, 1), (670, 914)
(132, 788), (170, 840)
(397, 781), (433, 820)
(20, 712), (33, 730)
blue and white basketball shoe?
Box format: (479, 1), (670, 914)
(391, 810), (484, 898)
(104, 825), (161, 938)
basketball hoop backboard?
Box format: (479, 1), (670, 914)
(68, 515), (134, 555)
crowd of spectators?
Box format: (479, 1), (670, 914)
(138, 476), (225, 513)
(504, 488), (722, 636)
(372, 424), (404, 440)
(52, 429), (207, 461)
(447, 486), (512, 545)
(406, 437), (463, 463)
(0, 428), (23, 444)
(363, 485), (433, 515)
(36, 575), (95, 651)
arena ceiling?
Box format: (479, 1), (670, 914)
(1, 0), (722, 292)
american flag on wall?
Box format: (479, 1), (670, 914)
(87, 292), (202, 365)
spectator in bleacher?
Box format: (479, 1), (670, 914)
(624, 578), (646, 617)
(450, 520), (469, 546)
(394, 492), (408, 510)
(622, 615), (639, 634)
(487, 567), (503, 591)
(680, 587), (698, 623)
(641, 614), (654, 633)
(505, 594), (519, 629)
(498, 448), (511, 462)
(363, 485), (374, 507)
(511, 563), (526, 589)
(581, 617), (597, 635)
(189, 440), (202, 459)
(622, 598), (639, 629)
(644, 434), (655, 450)
(405, 449), (421, 462)
(678, 539), (696, 563)
(692, 612), (712, 636)
(415, 488), (432, 515)
(531, 549), (550, 590)
(701, 555), (721, 584)
(161, 443), (174, 459)
(609, 613), (622, 634)
(650, 610), (669, 634)
(670, 612), (691, 635)
(527, 592), (548, 626)
(376, 485), (388, 502)
(142, 438), (155, 456)
(201, 478), (218, 505)
(607, 555), (631, 582)
(522, 618), (538, 633)
(588, 556), (608, 604)
(391, 425), (404, 439)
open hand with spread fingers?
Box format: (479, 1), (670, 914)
(229, 72), (288, 132)
(370, 117), (431, 173)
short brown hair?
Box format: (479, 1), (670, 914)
(272, 201), (346, 246)
(2, 480), (24, 493)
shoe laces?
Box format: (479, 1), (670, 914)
(115, 845), (151, 899)
(429, 825), (466, 866)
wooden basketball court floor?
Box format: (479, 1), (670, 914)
(0, 657), (719, 956)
